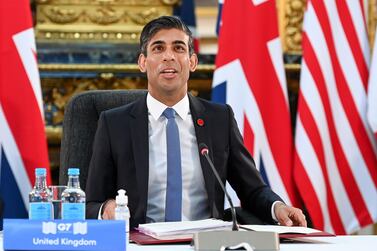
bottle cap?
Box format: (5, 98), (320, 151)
(116, 189), (128, 205)
(68, 168), (80, 176)
(35, 168), (46, 176)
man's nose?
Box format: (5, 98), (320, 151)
(163, 48), (175, 61)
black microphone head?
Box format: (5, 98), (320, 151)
(199, 143), (209, 156)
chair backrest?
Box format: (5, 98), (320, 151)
(59, 89), (147, 190)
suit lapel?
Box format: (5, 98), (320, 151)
(130, 93), (149, 219)
(189, 94), (217, 217)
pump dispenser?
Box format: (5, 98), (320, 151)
(116, 189), (128, 206)
(115, 189), (130, 244)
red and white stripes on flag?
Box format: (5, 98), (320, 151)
(368, 30), (377, 140)
(212, 0), (301, 208)
(295, 0), (377, 234)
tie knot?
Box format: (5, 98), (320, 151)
(163, 107), (176, 119)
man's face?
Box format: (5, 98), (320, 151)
(138, 28), (198, 103)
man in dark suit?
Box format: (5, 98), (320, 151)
(86, 16), (306, 229)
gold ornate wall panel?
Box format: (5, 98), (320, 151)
(35, 0), (179, 42)
(35, 0), (377, 52)
(369, 0), (377, 49)
(42, 73), (146, 174)
(279, 0), (306, 53)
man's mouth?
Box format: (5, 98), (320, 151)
(160, 68), (178, 78)
(160, 69), (177, 74)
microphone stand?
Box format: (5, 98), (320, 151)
(201, 150), (238, 231)
(193, 143), (279, 251)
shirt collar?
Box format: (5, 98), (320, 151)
(147, 93), (190, 121)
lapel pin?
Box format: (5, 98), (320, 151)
(197, 118), (204, 127)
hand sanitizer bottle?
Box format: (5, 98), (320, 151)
(115, 189), (130, 244)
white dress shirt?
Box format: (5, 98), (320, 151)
(146, 93), (211, 222)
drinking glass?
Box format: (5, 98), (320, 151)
(49, 185), (67, 219)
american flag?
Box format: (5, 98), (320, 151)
(0, 0), (51, 228)
(212, 0), (301, 208)
(295, 0), (377, 234)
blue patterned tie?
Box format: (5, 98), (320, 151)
(163, 108), (182, 221)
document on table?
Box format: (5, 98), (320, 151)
(240, 225), (322, 234)
(137, 219), (233, 240)
(240, 225), (335, 238)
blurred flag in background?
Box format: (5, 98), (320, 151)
(174, 0), (199, 53)
(294, 0), (377, 234)
(212, 0), (300, 208)
(0, 0), (51, 229)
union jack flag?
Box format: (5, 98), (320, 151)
(295, 0), (377, 234)
(212, 0), (300, 208)
(0, 0), (51, 228)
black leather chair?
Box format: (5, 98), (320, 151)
(59, 89), (147, 190)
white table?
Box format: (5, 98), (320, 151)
(1, 232), (377, 250)
(127, 235), (377, 251)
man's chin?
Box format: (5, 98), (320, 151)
(160, 85), (186, 96)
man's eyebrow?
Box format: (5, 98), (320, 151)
(150, 40), (165, 47)
(149, 40), (187, 47)
(172, 40), (187, 46)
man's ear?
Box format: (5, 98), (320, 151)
(138, 54), (147, 73)
(189, 53), (198, 72)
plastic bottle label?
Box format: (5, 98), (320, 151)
(61, 203), (85, 220)
(29, 202), (52, 220)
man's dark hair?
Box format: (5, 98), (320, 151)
(139, 16), (195, 56)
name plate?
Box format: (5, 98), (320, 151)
(3, 219), (125, 250)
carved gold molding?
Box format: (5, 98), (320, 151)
(38, 63), (300, 73)
(46, 126), (62, 144)
(42, 75), (147, 126)
(369, 0), (377, 49)
(35, 0), (179, 42)
(39, 64), (140, 72)
(279, 0), (306, 53)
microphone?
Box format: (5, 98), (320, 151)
(199, 143), (239, 231)
(194, 143), (280, 251)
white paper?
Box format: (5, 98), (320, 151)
(137, 219), (233, 239)
(240, 225), (322, 234)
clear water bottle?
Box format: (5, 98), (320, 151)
(29, 168), (53, 220)
(115, 189), (130, 244)
(61, 168), (86, 220)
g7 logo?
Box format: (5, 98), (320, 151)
(57, 223), (72, 232)
(42, 222), (86, 235)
